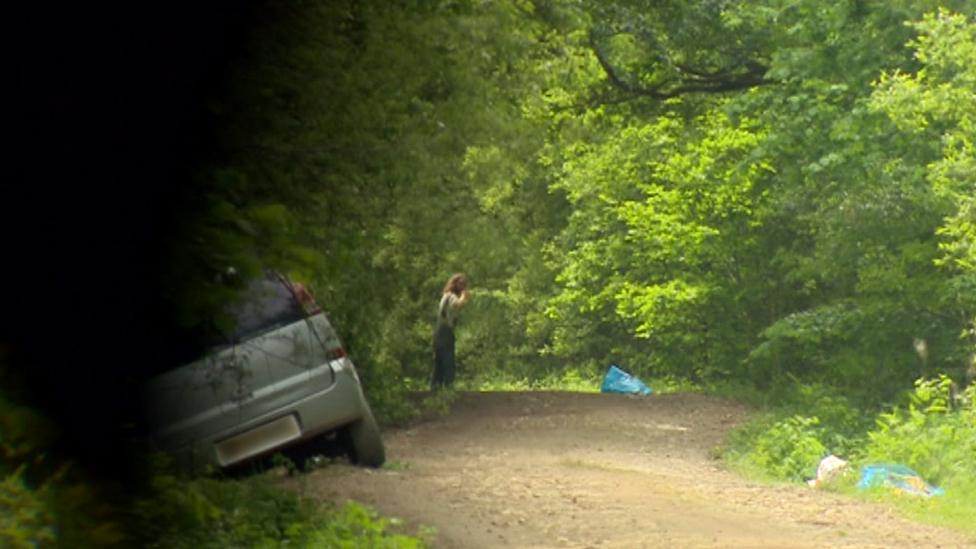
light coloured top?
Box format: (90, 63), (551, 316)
(438, 292), (464, 328)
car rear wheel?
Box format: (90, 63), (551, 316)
(347, 405), (385, 467)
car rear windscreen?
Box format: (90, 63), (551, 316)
(226, 277), (305, 342)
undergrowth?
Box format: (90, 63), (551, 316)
(458, 368), (602, 392)
(0, 352), (126, 548)
(134, 454), (433, 548)
(720, 375), (976, 538)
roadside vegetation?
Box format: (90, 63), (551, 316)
(721, 376), (976, 536)
(0, 355), (124, 548)
(134, 459), (433, 549)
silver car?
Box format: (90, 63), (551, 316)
(143, 273), (384, 471)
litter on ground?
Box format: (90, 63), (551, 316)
(600, 365), (653, 395)
(807, 454), (850, 488)
(857, 463), (945, 497)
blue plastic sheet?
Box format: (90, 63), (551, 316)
(857, 464), (945, 497)
(600, 365), (653, 395)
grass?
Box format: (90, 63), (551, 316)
(846, 476), (976, 539)
(455, 368), (698, 394)
(457, 369), (600, 392)
(382, 460), (413, 471)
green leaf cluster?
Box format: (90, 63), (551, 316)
(134, 460), (432, 548)
(749, 414), (828, 482)
(0, 354), (125, 548)
(865, 375), (976, 487)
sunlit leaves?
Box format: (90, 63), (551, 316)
(544, 103), (769, 375)
(869, 10), (976, 368)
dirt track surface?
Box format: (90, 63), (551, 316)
(299, 391), (975, 548)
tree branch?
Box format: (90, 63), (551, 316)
(587, 33), (773, 105)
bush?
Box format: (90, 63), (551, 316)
(134, 457), (433, 548)
(855, 376), (976, 535)
(720, 381), (869, 482)
(722, 375), (976, 536)
(745, 415), (828, 482)
(862, 376), (976, 487)
(0, 358), (125, 549)
(305, 501), (435, 549)
(0, 466), (56, 548)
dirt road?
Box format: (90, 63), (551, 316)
(300, 391), (974, 548)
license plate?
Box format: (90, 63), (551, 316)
(215, 414), (301, 466)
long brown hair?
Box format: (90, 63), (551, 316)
(443, 273), (467, 296)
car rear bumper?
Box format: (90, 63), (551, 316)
(160, 361), (368, 470)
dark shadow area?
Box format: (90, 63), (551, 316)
(3, 1), (264, 479)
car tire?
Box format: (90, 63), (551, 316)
(347, 405), (385, 467)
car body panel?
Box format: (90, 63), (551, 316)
(142, 275), (378, 470)
(152, 360), (367, 469)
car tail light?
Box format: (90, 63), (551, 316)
(327, 345), (347, 361)
(288, 281), (323, 315)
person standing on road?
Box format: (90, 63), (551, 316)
(432, 273), (469, 390)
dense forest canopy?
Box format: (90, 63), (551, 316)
(151, 0), (976, 415)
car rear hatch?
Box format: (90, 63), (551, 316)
(144, 275), (348, 458)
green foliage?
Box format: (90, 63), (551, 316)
(460, 368), (603, 393)
(520, 4), (976, 397)
(0, 357), (126, 548)
(749, 415), (828, 482)
(890, 485), (976, 539)
(863, 376), (976, 487)
(134, 459), (432, 548)
(162, 196), (324, 334)
(711, 378), (872, 481)
(723, 375), (976, 535)
(722, 381), (869, 483)
(304, 500), (434, 549)
(856, 376), (976, 536)
(161, 0), (583, 416)
(869, 10), (976, 386)
(0, 466), (56, 548)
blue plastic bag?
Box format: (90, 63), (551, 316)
(857, 464), (945, 497)
(600, 365), (653, 395)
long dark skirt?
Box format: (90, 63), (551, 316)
(431, 323), (456, 389)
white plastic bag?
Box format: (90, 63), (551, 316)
(807, 454), (849, 487)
